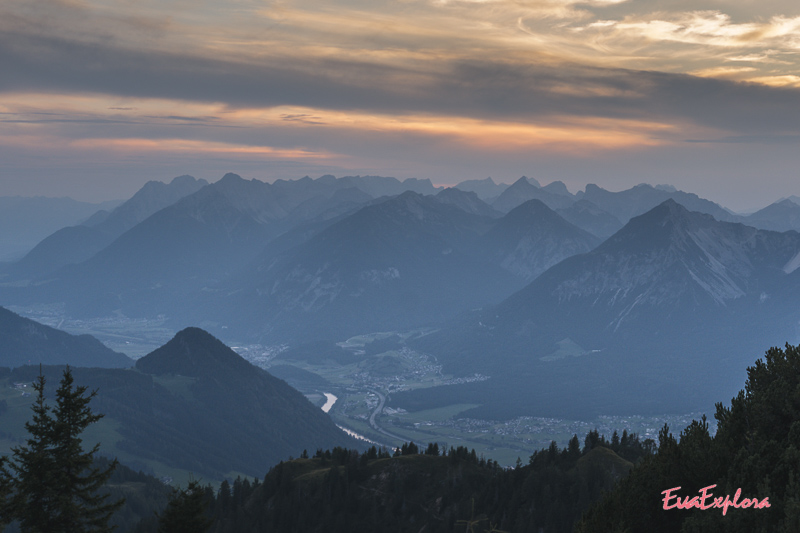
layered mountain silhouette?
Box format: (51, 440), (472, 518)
(0, 196), (121, 262)
(579, 183), (736, 224)
(213, 191), (514, 342)
(482, 199), (599, 283)
(435, 187), (501, 218)
(492, 176), (576, 212)
(403, 200), (800, 418)
(556, 199), (624, 239)
(454, 176), (510, 200)
(741, 198), (800, 233)
(205, 190), (607, 342)
(0, 306), (132, 368)
(3, 174), (381, 318)
(7, 175), (208, 279)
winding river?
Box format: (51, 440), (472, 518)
(321, 392), (337, 413)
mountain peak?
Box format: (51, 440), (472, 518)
(645, 198), (700, 226)
(510, 176), (536, 189)
(135, 327), (251, 377)
(542, 180), (571, 197)
(435, 187), (498, 217)
(599, 199), (699, 252)
(218, 172), (245, 184)
(170, 174), (206, 187)
(521, 176), (541, 187)
(504, 198), (553, 219)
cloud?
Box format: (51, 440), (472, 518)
(2, 0), (800, 208)
(4, 17), (800, 141)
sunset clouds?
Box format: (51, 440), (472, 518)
(1, 0), (800, 208)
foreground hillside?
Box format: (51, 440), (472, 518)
(0, 306), (133, 368)
(0, 328), (357, 482)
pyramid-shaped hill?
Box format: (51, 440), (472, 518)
(1, 329), (358, 481)
(482, 199), (599, 283)
(136, 327), (254, 378)
(105, 327), (360, 478)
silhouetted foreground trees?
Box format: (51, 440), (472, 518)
(125, 432), (649, 533)
(578, 343), (800, 532)
(1, 367), (123, 532)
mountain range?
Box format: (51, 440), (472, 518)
(0, 196), (121, 262)
(5, 172), (800, 422)
(200, 190), (607, 342)
(5, 175), (208, 279)
(397, 199), (800, 418)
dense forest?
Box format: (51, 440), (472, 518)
(121, 432), (651, 533)
(577, 343), (800, 532)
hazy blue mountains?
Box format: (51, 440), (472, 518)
(482, 199), (600, 283)
(492, 176), (576, 212)
(435, 187), (502, 217)
(6, 175), (208, 279)
(2, 173), (381, 320)
(401, 200), (800, 419)
(579, 182), (737, 223)
(555, 199), (625, 240)
(0, 306), (133, 368)
(333, 174), (441, 197)
(740, 198), (800, 233)
(204, 188), (609, 342)
(454, 176), (510, 200)
(212, 191), (516, 342)
(0, 196), (121, 262)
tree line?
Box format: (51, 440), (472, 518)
(8, 341), (800, 532)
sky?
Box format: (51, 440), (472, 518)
(2, 0), (800, 210)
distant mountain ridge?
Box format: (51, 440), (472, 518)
(740, 199), (800, 233)
(579, 183), (736, 224)
(212, 190), (516, 342)
(492, 176), (576, 212)
(0, 196), (121, 262)
(453, 176), (510, 200)
(204, 189), (610, 342)
(402, 199), (800, 419)
(7, 175), (209, 279)
(482, 199), (600, 283)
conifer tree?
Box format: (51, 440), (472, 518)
(158, 480), (213, 533)
(6, 367), (123, 532)
(0, 456), (12, 530)
(7, 371), (60, 532)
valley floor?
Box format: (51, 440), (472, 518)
(5, 306), (716, 467)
